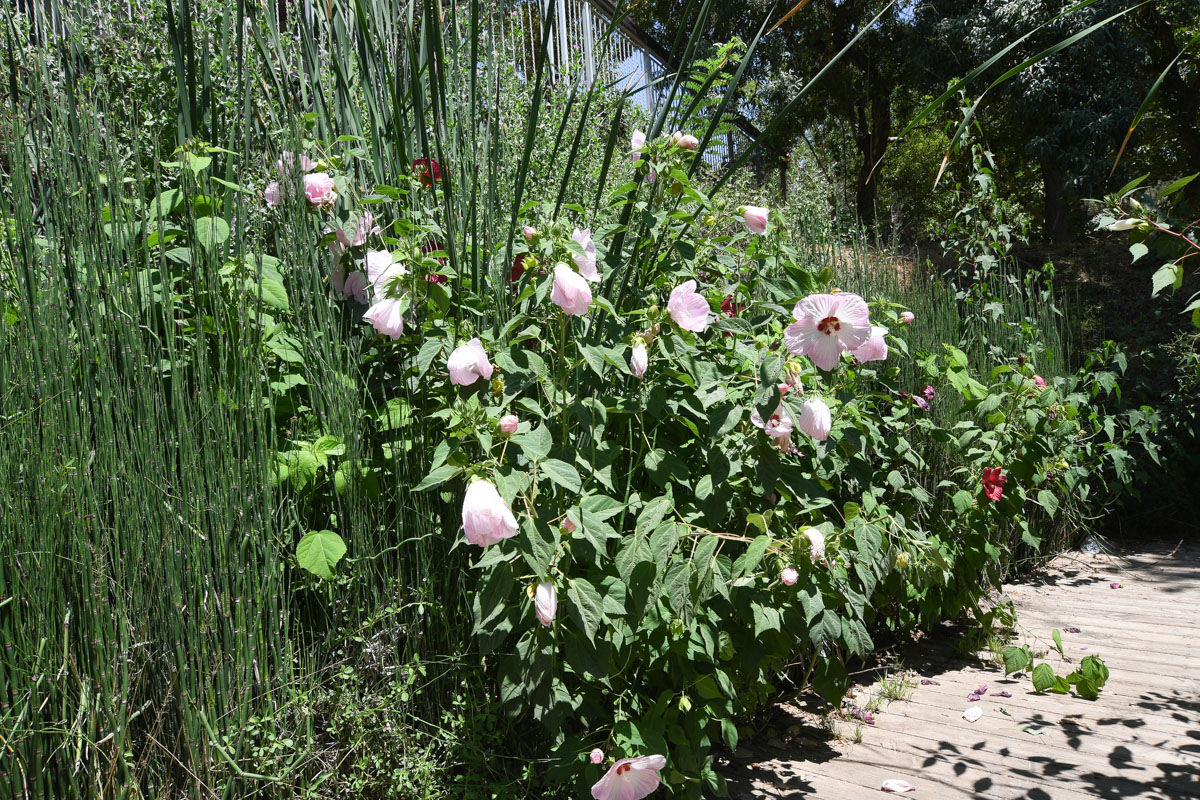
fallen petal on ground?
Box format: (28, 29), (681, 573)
(881, 779), (916, 792)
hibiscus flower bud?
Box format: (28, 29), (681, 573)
(783, 360), (805, 394)
(781, 567), (799, 586)
(798, 398), (832, 441)
(899, 310), (915, 325)
(589, 748), (604, 765)
(499, 414), (518, 434)
(802, 527), (826, 561)
(739, 205), (769, 235)
(461, 479), (519, 547)
(447, 338), (494, 386)
(895, 551), (910, 569)
(534, 581), (557, 627)
(1107, 218), (1139, 231)
(263, 181), (281, 207)
(363, 296), (405, 339)
(1033, 375), (1047, 391)
(522, 225), (538, 242)
(630, 130), (647, 163)
(630, 341), (648, 378)
(550, 263), (592, 316)
(571, 229), (600, 282)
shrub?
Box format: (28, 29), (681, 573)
(284, 130), (1148, 796)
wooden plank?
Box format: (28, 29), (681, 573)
(723, 543), (1200, 798)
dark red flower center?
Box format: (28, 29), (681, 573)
(616, 764), (631, 775)
(817, 316), (841, 336)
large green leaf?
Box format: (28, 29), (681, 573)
(1002, 644), (1031, 676)
(566, 578), (605, 639)
(194, 216), (230, 251)
(296, 530), (347, 579)
(414, 464), (462, 492)
(1031, 663), (1057, 693)
(540, 459), (581, 493)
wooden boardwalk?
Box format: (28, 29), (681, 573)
(725, 541), (1200, 799)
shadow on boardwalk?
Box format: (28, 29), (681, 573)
(723, 540), (1200, 799)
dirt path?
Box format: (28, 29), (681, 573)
(724, 541), (1200, 799)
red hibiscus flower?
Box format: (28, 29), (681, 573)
(413, 157), (443, 187)
(981, 467), (1006, 502)
(510, 253), (529, 283)
(721, 296), (743, 317)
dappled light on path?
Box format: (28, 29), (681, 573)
(724, 541), (1200, 799)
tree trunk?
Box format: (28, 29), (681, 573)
(853, 71), (892, 232)
(1144, 5), (1200, 203)
(1042, 161), (1073, 244)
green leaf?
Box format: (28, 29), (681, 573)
(416, 337), (443, 379)
(754, 355), (782, 425)
(581, 494), (625, 520)
(194, 216), (230, 251)
(472, 562), (516, 652)
(186, 152), (212, 175)
(1080, 654), (1109, 688)
(566, 578), (605, 639)
(296, 530), (346, 579)
(540, 459), (581, 493)
(1129, 242), (1149, 263)
(249, 278), (290, 312)
(282, 449), (320, 490)
(732, 535), (771, 580)
(1160, 172), (1198, 198)
(811, 657), (849, 704)
(1031, 663), (1056, 693)
(1116, 172), (1150, 197)
(520, 517), (559, 577)
(312, 435), (345, 455)
(614, 533), (652, 584)
(1151, 263), (1181, 296)
(1038, 489), (1059, 519)
(1052, 629), (1064, 657)
(720, 718), (738, 750)
(635, 495), (673, 536)
(841, 618), (873, 658)
(1002, 645), (1031, 676)
(414, 464), (462, 491)
(149, 188), (184, 217)
(854, 523), (881, 563)
(515, 425), (553, 461)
